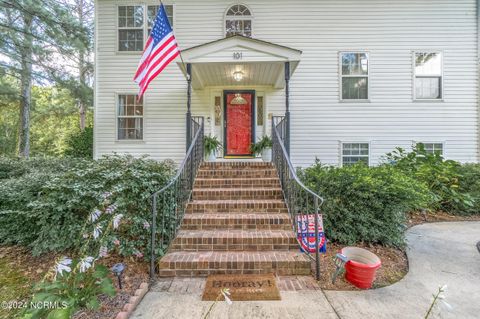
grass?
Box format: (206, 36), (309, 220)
(0, 257), (32, 319)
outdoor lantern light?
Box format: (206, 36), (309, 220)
(111, 263), (126, 289)
(233, 71), (244, 81)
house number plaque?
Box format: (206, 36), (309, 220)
(233, 52), (243, 60)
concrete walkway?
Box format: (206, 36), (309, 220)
(131, 222), (480, 319)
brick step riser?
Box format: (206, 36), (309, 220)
(197, 172), (278, 179)
(159, 266), (311, 277)
(170, 238), (298, 252)
(200, 163), (274, 170)
(186, 207), (288, 214)
(192, 191), (283, 201)
(181, 220), (292, 230)
(194, 180), (281, 189)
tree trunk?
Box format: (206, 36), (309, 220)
(17, 13), (33, 158)
(77, 0), (87, 131)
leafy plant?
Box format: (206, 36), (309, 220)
(63, 126), (93, 158)
(300, 161), (432, 246)
(0, 155), (175, 257)
(204, 135), (222, 155)
(385, 145), (474, 213)
(250, 135), (272, 155)
(452, 163), (480, 215)
(24, 258), (115, 319)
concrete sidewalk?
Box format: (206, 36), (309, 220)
(131, 222), (480, 319)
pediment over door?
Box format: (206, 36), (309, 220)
(177, 35), (302, 89)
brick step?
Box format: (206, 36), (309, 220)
(192, 188), (283, 200)
(170, 229), (298, 251)
(186, 199), (287, 214)
(158, 251), (311, 277)
(200, 162), (274, 170)
(181, 213), (292, 230)
(194, 178), (281, 189)
(197, 169), (277, 178)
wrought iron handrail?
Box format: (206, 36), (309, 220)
(149, 116), (204, 279)
(272, 116), (324, 280)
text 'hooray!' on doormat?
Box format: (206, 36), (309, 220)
(202, 274), (281, 301)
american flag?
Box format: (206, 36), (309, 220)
(134, 4), (180, 98)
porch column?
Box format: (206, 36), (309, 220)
(186, 63), (192, 152)
(285, 61), (291, 156)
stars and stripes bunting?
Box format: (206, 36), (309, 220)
(134, 3), (180, 98)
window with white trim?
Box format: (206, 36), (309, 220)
(118, 6), (144, 51)
(225, 4), (252, 37)
(414, 52), (443, 100)
(417, 142), (443, 155)
(117, 95), (143, 140)
(342, 143), (369, 166)
(340, 52), (369, 100)
(118, 5), (174, 52)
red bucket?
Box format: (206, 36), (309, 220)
(341, 247), (381, 289)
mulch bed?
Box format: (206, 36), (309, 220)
(407, 210), (480, 227)
(0, 246), (148, 319)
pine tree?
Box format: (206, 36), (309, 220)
(0, 0), (88, 157)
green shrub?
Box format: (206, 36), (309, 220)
(385, 146), (475, 214)
(452, 163), (480, 215)
(63, 126), (93, 158)
(0, 155), (175, 257)
(300, 162), (432, 246)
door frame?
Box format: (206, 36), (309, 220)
(223, 90), (256, 157)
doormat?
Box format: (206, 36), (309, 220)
(202, 274), (281, 301)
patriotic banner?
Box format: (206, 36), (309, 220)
(296, 214), (327, 254)
(134, 4), (180, 98)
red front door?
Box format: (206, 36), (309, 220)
(225, 92), (254, 156)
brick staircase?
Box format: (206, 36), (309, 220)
(158, 162), (311, 277)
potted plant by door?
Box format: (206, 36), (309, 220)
(250, 136), (273, 162)
(204, 135), (222, 162)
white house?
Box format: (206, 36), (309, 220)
(94, 0), (480, 167)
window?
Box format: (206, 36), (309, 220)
(214, 96), (221, 126)
(257, 96), (264, 126)
(342, 143), (369, 166)
(117, 95), (143, 140)
(414, 52), (443, 100)
(417, 142), (443, 155)
(225, 4), (252, 37)
(340, 52), (369, 100)
(118, 5), (174, 52)
(147, 5), (174, 34)
(118, 6), (144, 51)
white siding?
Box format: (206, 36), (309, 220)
(95, 0), (479, 166)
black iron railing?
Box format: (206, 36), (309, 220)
(149, 116), (204, 279)
(272, 116), (324, 280)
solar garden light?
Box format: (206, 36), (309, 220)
(111, 263), (125, 289)
(332, 253), (348, 284)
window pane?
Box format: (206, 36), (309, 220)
(343, 156), (368, 166)
(118, 30), (143, 51)
(342, 53), (368, 75)
(415, 52), (442, 76)
(226, 19), (252, 37)
(214, 96), (221, 126)
(419, 143), (443, 155)
(257, 96), (264, 126)
(227, 5), (251, 16)
(342, 77), (368, 100)
(118, 118), (143, 140)
(415, 77), (441, 99)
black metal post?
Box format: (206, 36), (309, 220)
(284, 61), (291, 156)
(314, 197), (320, 281)
(150, 195), (157, 281)
(186, 63), (192, 152)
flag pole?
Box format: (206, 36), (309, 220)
(158, 0), (189, 81)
